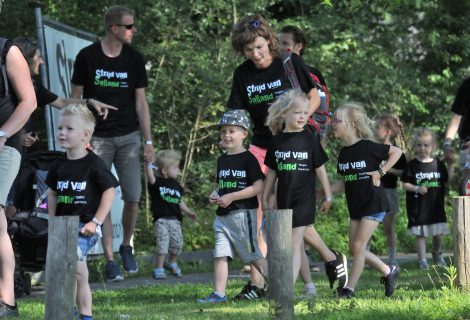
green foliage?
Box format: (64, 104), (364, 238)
(2, 0), (467, 252)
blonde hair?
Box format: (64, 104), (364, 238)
(335, 102), (375, 140)
(266, 89), (309, 135)
(60, 104), (96, 136)
(155, 150), (182, 171)
(412, 127), (436, 150)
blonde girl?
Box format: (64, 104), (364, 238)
(264, 89), (335, 291)
(332, 103), (402, 298)
(374, 114), (407, 266)
(401, 128), (449, 269)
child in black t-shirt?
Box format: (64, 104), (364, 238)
(373, 114), (407, 267)
(401, 128), (450, 269)
(146, 150), (197, 279)
(46, 104), (119, 320)
(332, 103), (402, 298)
(198, 110), (267, 303)
(264, 90), (341, 295)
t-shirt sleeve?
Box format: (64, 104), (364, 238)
(371, 141), (390, 163)
(34, 81), (58, 108)
(264, 141), (277, 170)
(227, 68), (246, 110)
(93, 160), (120, 191)
(394, 153), (407, 170)
(134, 50), (148, 89)
(247, 153), (265, 183)
(451, 77), (470, 116)
(291, 53), (316, 94)
(400, 161), (413, 183)
(311, 132), (328, 168)
(45, 162), (59, 191)
(71, 49), (86, 86)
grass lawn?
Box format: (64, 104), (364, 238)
(19, 263), (470, 319)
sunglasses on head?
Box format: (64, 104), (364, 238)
(115, 24), (134, 30)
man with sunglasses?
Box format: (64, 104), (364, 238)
(71, 5), (154, 282)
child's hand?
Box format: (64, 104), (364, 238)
(366, 171), (382, 187)
(188, 212), (197, 222)
(208, 190), (219, 204)
(216, 194), (233, 208)
(319, 197), (332, 214)
(417, 186), (428, 195)
(80, 221), (97, 236)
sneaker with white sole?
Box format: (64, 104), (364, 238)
(197, 292), (227, 303)
(152, 268), (167, 280)
(337, 287), (355, 299)
(325, 250), (348, 290)
(163, 262), (183, 277)
(233, 281), (266, 301)
(104, 261), (124, 282)
(381, 265), (399, 297)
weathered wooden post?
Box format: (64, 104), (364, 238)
(452, 197), (470, 290)
(45, 216), (79, 319)
(266, 209), (293, 320)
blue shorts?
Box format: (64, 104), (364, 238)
(77, 222), (100, 261)
(363, 212), (386, 223)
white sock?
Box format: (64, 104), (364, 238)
(304, 282), (317, 294)
(214, 291), (225, 298)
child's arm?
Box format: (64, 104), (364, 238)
(367, 145), (402, 186)
(180, 200), (197, 222)
(262, 169), (277, 211)
(47, 189), (57, 217)
(402, 182), (427, 195)
(216, 178), (264, 209)
(80, 187), (115, 236)
(315, 164), (333, 214)
(146, 163), (156, 185)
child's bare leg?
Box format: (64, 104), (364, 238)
(76, 261), (92, 316)
(432, 234), (442, 255)
(168, 253), (178, 264)
(156, 254), (166, 269)
(214, 257), (229, 294)
(416, 236), (426, 261)
(299, 249), (313, 285)
(251, 258), (268, 288)
(292, 226), (307, 284)
(303, 225), (336, 262)
(347, 219), (387, 289)
(383, 213), (397, 263)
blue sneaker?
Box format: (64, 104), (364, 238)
(104, 261), (124, 282)
(152, 268), (167, 280)
(164, 262), (183, 277)
(119, 245), (138, 273)
(197, 292), (227, 303)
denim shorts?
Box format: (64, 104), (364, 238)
(77, 222), (100, 261)
(362, 212), (386, 223)
(0, 146), (21, 206)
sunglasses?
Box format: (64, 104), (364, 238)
(115, 24), (135, 30)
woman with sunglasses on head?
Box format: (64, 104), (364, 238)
(227, 14), (351, 300)
(0, 37), (36, 318)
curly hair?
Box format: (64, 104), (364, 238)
(231, 14), (279, 58)
(266, 89), (309, 135)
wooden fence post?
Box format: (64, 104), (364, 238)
(266, 209), (293, 320)
(45, 216), (79, 319)
(452, 197), (470, 290)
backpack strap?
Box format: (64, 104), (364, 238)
(281, 50), (301, 89)
(0, 38), (9, 96)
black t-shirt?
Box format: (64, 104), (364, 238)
(148, 177), (184, 222)
(401, 158), (448, 228)
(337, 140), (390, 219)
(46, 151), (119, 223)
(216, 150), (264, 216)
(451, 77), (470, 139)
(227, 54), (316, 148)
(381, 151), (407, 188)
(71, 42), (148, 137)
(23, 79), (58, 133)
(265, 130), (328, 227)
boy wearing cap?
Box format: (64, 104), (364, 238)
(197, 110), (268, 303)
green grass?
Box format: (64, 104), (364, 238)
(18, 262), (470, 319)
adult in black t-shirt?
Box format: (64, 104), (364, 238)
(444, 77), (470, 176)
(13, 37), (115, 150)
(0, 38), (36, 317)
(71, 6), (154, 280)
(226, 15), (320, 283)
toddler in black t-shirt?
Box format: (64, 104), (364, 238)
(146, 150), (197, 279)
(46, 104), (119, 320)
